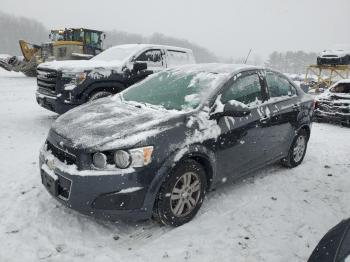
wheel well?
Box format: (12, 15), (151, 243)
(83, 83), (125, 101)
(300, 125), (311, 140)
(183, 155), (213, 191)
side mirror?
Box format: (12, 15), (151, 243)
(210, 100), (251, 120)
(103, 33), (106, 40)
(133, 62), (147, 72)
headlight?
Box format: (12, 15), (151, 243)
(114, 146), (153, 169)
(62, 71), (76, 78)
(76, 72), (86, 85)
(114, 150), (131, 169)
(93, 152), (107, 169)
(61, 71), (86, 85)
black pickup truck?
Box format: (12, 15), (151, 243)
(35, 44), (195, 114)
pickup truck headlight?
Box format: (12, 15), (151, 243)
(61, 71), (86, 85)
(76, 72), (86, 85)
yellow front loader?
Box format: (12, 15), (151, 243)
(0, 28), (105, 77)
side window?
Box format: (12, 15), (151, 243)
(221, 73), (262, 106)
(266, 72), (296, 98)
(166, 50), (191, 67)
(136, 49), (163, 68)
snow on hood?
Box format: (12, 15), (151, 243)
(316, 90), (350, 101)
(38, 59), (124, 72)
(52, 96), (182, 150)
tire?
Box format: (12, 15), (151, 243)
(153, 159), (207, 227)
(281, 129), (308, 168)
(89, 91), (112, 101)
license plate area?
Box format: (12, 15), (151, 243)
(41, 169), (58, 196)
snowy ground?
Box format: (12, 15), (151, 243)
(0, 69), (350, 262)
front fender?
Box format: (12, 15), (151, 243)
(142, 144), (217, 212)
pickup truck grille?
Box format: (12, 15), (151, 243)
(37, 68), (58, 92)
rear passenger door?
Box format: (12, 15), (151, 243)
(135, 49), (165, 72)
(264, 71), (300, 158)
(165, 50), (194, 67)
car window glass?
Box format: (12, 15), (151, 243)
(136, 49), (163, 67)
(221, 73), (262, 106)
(167, 50), (192, 67)
(266, 72), (296, 98)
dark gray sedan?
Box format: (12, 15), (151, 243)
(39, 64), (314, 226)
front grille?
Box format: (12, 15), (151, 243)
(46, 140), (76, 165)
(37, 68), (58, 92)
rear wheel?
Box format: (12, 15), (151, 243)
(281, 129), (308, 168)
(89, 91), (112, 101)
(153, 159), (207, 227)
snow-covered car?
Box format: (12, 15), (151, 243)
(308, 218), (350, 262)
(35, 44), (196, 114)
(317, 44), (350, 66)
(314, 79), (350, 126)
(39, 64), (314, 226)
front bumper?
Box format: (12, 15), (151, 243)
(39, 150), (154, 221)
(36, 91), (78, 114)
(314, 109), (350, 124)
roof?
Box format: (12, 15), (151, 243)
(108, 44), (193, 53)
(169, 63), (261, 75)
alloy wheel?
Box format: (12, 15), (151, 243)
(170, 172), (201, 217)
(293, 135), (306, 162)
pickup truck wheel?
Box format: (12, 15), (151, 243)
(153, 159), (207, 227)
(281, 129), (308, 168)
(89, 91), (112, 101)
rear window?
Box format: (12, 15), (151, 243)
(166, 50), (194, 67)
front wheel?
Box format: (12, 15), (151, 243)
(153, 159), (207, 227)
(281, 129), (308, 168)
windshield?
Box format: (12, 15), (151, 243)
(121, 69), (226, 111)
(91, 46), (140, 62)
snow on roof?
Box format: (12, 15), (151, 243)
(107, 43), (193, 53)
(170, 63), (260, 75)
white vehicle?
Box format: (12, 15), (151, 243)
(35, 44), (196, 114)
(317, 44), (350, 65)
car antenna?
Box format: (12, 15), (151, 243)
(244, 48), (252, 64)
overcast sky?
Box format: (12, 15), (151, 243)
(2, 0), (350, 59)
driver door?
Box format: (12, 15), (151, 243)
(212, 70), (273, 180)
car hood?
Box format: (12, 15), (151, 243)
(38, 59), (124, 72)
(317, 91), (350, 103)
(51, 96), (184, 150)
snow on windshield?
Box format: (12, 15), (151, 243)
(121, 68), (229, 111)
